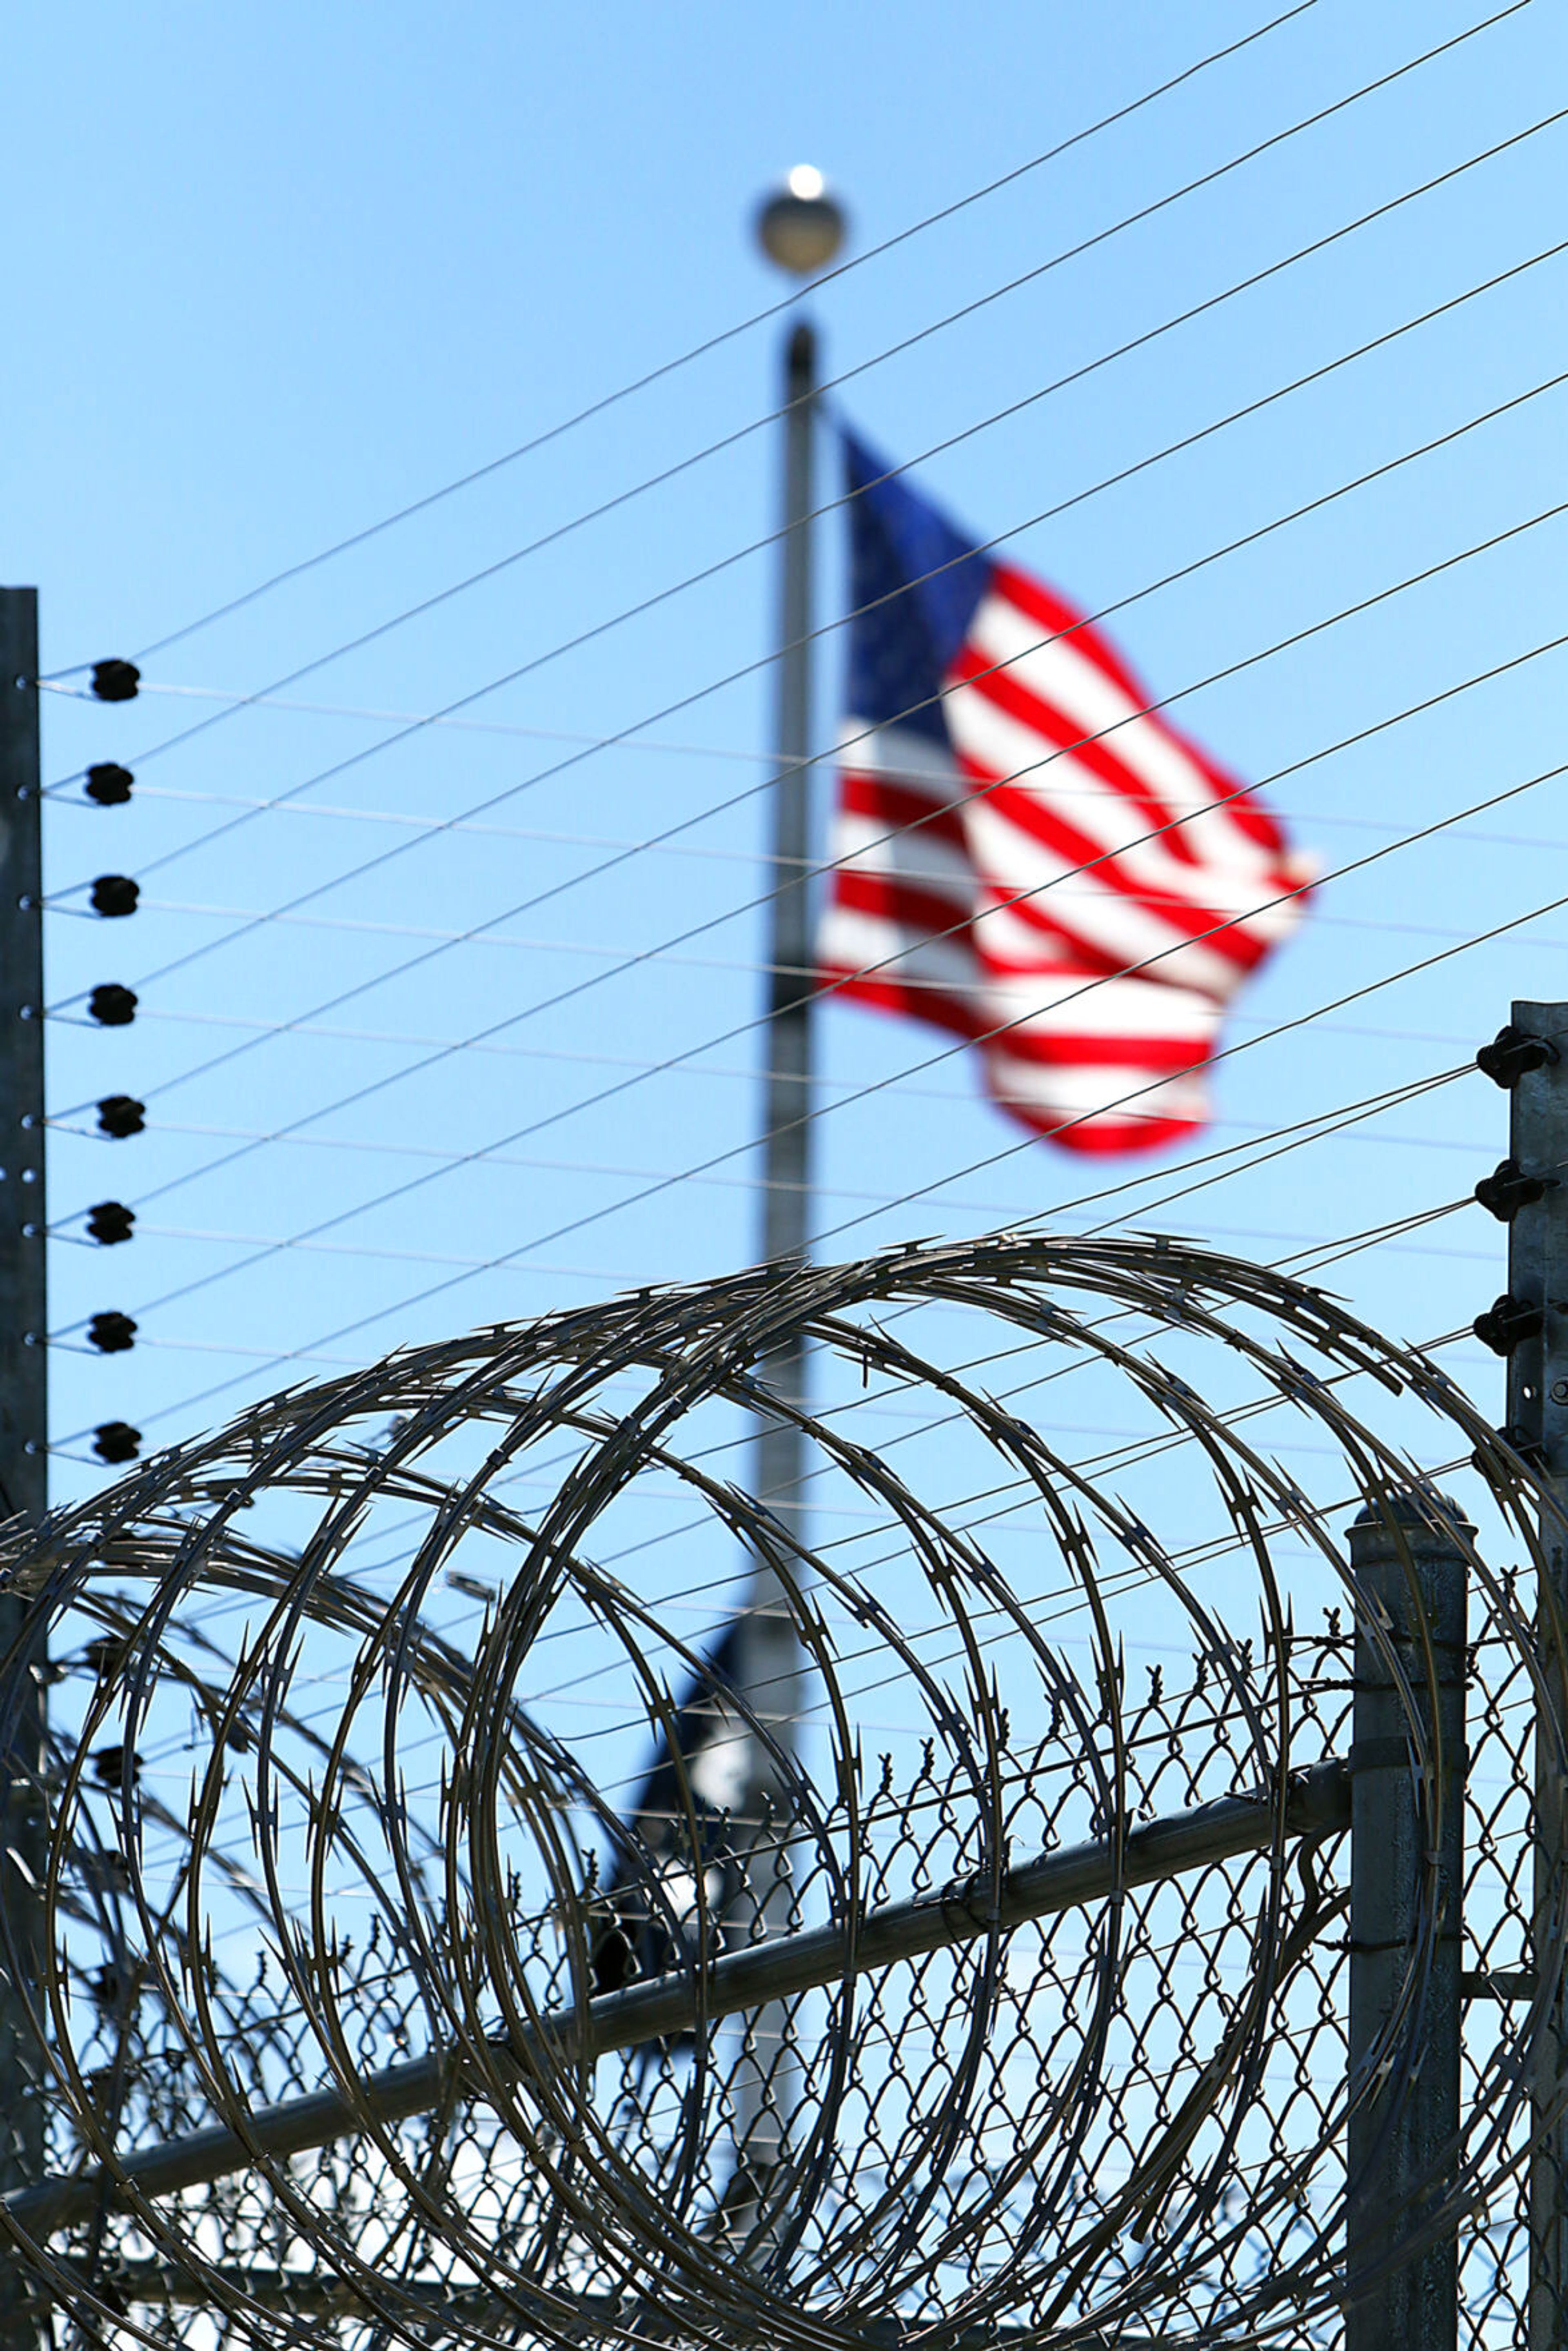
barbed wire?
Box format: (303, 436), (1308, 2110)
(2, 1232), (1564, 2345)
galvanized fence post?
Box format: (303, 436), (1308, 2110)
(1345, 1491), (1468, 2351)
(0, 590), (47, 2351)
(1472, 998), (1568, 2347)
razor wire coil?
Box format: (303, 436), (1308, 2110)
(0, 1231), (1563, 2348)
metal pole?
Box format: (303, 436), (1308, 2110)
(1474, 998), (1568, 2347)
(731, 317), (818, 2211)
(753, 316), (817, 1489)
(1345, 1490), (1468, 2351)
(0, 590), (48, 2349)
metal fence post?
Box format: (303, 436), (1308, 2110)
(0, 591), (47, 2351)
(1345, 1489), (1469, 2351)
(1474, 997), (1568, 2347)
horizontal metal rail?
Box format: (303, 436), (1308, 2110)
(71, 2259), (1170, 2345)
(4, 1757), (1349, 2239)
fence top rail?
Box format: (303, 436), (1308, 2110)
(4, 1757), (1352, 2238)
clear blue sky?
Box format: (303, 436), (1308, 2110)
(3, 0), (1566, 1504)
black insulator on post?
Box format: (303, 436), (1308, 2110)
(96, 1094), (145, 1138)
(86, 1202), (134, 1245)
(89, 660), (140, 703)
(87, 984), (137, 1026)
(91, 1420), (141, 1465)
(1477, 1023), (1559, 1089)
(84, 762), (133, 806)
(1473, 1293), (1544, 1356)
(86, 1311), (136, 1354)
(89, 875), (139, 918)
(1474, 1158), (1557, 1222)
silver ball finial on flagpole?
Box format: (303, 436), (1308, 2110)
(755, 165), (847, 276)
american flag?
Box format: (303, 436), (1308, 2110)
(588, 1621), (753, 2027)
(817, 432), (1313, 1155)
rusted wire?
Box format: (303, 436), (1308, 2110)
(0, 1231), (1562, 2348)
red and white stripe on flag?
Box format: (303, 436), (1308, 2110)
(818, 436), (1312, 1156)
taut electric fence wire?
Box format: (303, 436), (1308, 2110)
(506, 1177), (1487, 1627)
(56, 732), (1568, 868)
(46, 651), (1527, 1453)
(99, 1), (1323, 671)
(35, 6), (1555, 1520)
(86, 1033), (1478, 1447)
(59, 74), (1563, 895)
(77, 310), (1568, 988)
(60, 399), (1568, 1257)
(247, 1193), (1484, 1672)
(43, 885), (1564, 977)
(75, 559), (1568, 1369)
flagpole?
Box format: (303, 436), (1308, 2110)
(753, 306), (817, 1504)
(730, 167), (847, 2227)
